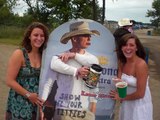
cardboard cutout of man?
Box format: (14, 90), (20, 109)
(39, 19), (118, 120)
(43, 21), (101, 120)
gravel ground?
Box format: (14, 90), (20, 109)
(0, 29), (160, 120)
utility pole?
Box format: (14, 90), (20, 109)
(93, 0), (97, 21)
(102, 0), (105, 24)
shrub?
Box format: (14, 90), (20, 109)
(153, 28), (160, 36)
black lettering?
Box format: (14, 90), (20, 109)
(101, 67), (118, 76)
(59, 94), (81, 101)
(59, 93), (64, 99)
(78, 102), (82, 108)
(75, 95), (81, 101)
(99, 78), (111, 84)
(56, 109), (87, 118)
(69, 94), (74, 100)
(69, 110), (77, 117)
(81, 111), (87, 118)
(67, 101), (82, 109)
(56, 100), (63, 107)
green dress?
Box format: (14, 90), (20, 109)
(6, 48), (40, 120)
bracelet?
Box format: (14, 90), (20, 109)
(25, 93), (31, 98)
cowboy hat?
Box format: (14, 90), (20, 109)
(60, 21), (100, 44)
(118, 18), (133, 27)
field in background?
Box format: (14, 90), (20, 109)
(0, 25), (23, 46)
(0, 38), (21, 46)
(0, 26), (24, 39)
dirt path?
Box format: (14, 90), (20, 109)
(0, 29), (160, 119)
(0, 44), (18, 119)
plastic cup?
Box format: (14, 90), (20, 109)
(116, 81), (127, 98)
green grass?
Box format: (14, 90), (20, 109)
(0, 26), (24, 38)
(153, 28), (160, 36)
(0, 25), (24, 46)
(0, 38), (22, 46)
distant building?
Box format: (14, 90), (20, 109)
(103, 20), (118, 33)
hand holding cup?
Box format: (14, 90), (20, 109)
(116, 81), (128, 98)
(112, 77), (123, 84)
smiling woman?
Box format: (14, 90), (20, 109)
(5, 22), (49, 120)
(109, 33), (153, 120)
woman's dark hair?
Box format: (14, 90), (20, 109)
(21, 22), (49, 54)
(117, 33), (146, 64)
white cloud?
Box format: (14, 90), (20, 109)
(13, 0), (28, 16)
(98, 0), (153, 23)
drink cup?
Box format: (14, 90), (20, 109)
(116, 81), (127, 98)
(83, 64), (103, 89)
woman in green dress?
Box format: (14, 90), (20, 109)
(5, 22), (49, 120)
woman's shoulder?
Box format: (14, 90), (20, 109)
(10, 48), (24, 59)
(135, 57), (148, 70)
(136, 57), (147, 65)
(7, 48), (25, 66)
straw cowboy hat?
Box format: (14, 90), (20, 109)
(60, 21), (100, 44)
(118, 18), (133, 27)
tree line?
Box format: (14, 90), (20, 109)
(0, 0), (103, 28)
(0, 0), (159, 29)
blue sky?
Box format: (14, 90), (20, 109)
(13, 0), (154, 23)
